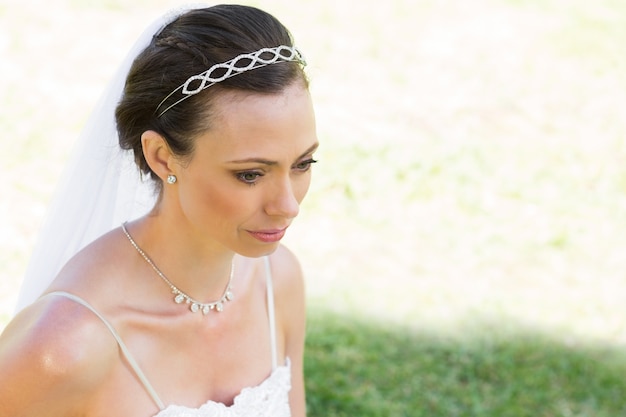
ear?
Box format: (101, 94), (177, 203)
(141, 130), (177, 182)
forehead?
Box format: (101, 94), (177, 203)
(213, 82), (312, 127)
(195, 83), (317, 158)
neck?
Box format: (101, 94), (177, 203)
(125, 215), (235, 302)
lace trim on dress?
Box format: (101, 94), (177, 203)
(153, 359), (292, 417)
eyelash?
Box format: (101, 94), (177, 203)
(236, 171), (263, 185)
(295, 158), (318, 171)
(235, 159), (318, 186)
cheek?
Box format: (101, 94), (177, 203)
(294, 174), (312, 203)
(202, 184), (243, 216)
(181, 178), (242, 222)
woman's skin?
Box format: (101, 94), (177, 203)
(0, 81), (317, 417)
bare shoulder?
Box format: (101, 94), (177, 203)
(50, 226), (130, 294)
(266, 244), (306, 338)
(267, 244), (305, 300)
(0, 294), (119, 415)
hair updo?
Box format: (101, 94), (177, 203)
(115, 5), (308, 189)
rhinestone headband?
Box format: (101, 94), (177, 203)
(155, 45), (306, 117)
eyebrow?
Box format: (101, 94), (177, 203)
(227, 142), (319, 165)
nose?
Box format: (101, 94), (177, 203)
(265, 177), (300, 219)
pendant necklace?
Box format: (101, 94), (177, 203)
(122, 223), (234, 315)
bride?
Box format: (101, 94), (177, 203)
(0, 4), (317, 417)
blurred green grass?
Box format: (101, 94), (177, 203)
(306, 310), (626, 417)
(2, 0), (626, 415)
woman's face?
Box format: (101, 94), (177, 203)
(171, 82), (318, 257)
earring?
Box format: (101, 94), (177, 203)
(166, 174), (177, 184)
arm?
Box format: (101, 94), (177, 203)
(270, 245), (307, 417)
(0, 298), (114, 416)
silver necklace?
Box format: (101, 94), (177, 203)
(121, 223), (234, 315)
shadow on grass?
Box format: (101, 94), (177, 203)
(304, 309), (626, 417)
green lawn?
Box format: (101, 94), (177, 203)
(2, 0), (626, 415)
(305, 311), (626, 417)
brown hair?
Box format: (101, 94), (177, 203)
(115, 5), (308, 188)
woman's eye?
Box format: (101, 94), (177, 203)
(294, 159), (318, 171)
(236, 171), (263, 184)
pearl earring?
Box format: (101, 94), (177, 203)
(166, 174), (177, 184)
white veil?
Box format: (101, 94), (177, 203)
(14, 6), (203, 312)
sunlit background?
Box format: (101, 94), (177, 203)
(2, 0), (626, 415)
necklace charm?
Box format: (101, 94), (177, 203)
(122, 223), (235, 315)
(173, 286), (234, 314)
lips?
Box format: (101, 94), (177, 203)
(247, 227), (287, 243)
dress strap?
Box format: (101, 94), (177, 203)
(263, 257), (278, 371)
(44, 291), (166, 410)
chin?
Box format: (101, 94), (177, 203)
(236, 242), (281, 259)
